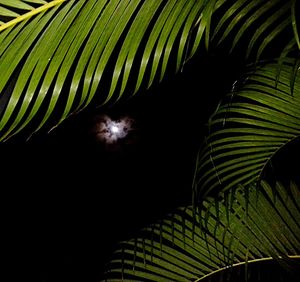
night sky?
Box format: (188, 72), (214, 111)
(2, 53), (242, 281)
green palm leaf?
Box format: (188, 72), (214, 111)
(0, 0), (213, 141)
(193, 60), (300, 200)
(1, 0), (298, 141)
(102, 181), (300, 281)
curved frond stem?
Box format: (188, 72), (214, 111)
(194, 255), (300, 282)
(0, 0), (67, 32)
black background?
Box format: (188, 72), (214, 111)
(1, 53), (246, 281)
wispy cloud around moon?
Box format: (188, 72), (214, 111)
(95, 115), (134, 144)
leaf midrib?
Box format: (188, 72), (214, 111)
(194, 255), (300, 282)
(0, 0), (67, 32)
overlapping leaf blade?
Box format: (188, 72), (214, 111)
(194, 61), (300, 200)
(0, 0), (215, 141)
(103, 181), (300, 281)
(0, 0), (299, 141)
(212, 0), (298, 58)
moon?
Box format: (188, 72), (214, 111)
(110, 125), (120, 134)
(95, 115), (134, 144)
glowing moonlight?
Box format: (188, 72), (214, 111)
(95, 115), (133, 144)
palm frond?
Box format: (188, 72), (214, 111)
(102, 181), (300, 281)
(193, 60), (300, 200)
(0, 0), (299, 141)
(0, 0), (217, 141)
